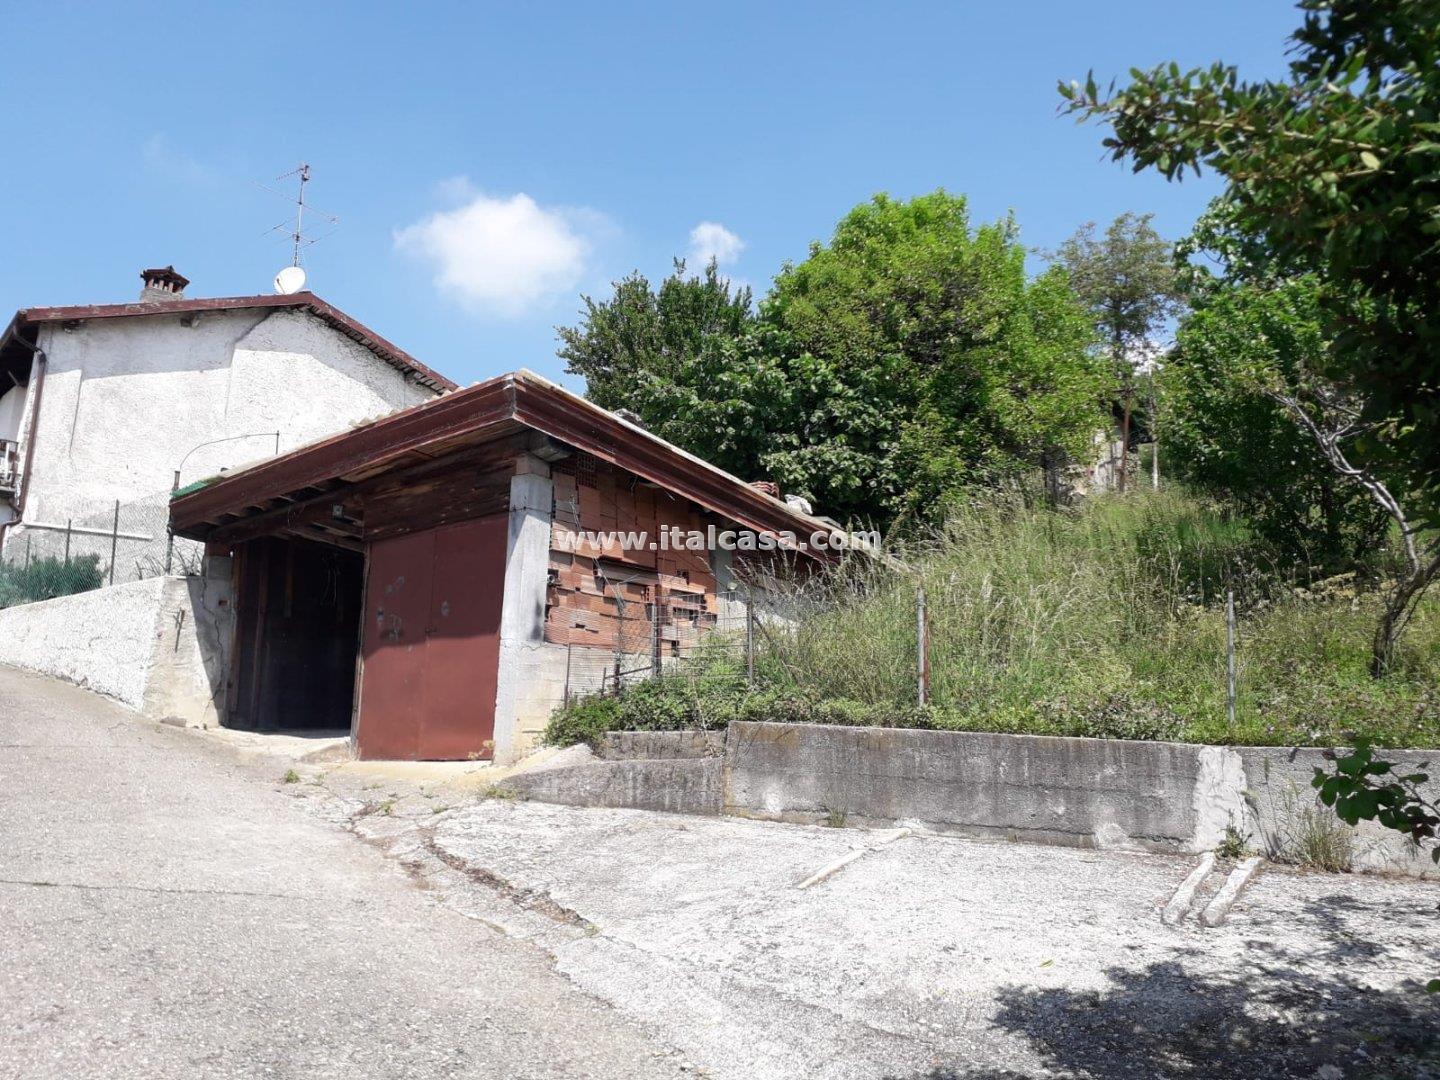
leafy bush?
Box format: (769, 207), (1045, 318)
(0, 555), (104, 609)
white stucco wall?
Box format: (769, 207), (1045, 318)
(0, 577), (168, 708)
(0, 570), (234, 723)
(13, 307), (438, 536)
(0, 385), (27, 443)
(141, 562), (235, 727)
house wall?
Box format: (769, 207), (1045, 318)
(546, 454), (728, 659)
(0, 384), (26, 443)
(7, 309), (436, 562)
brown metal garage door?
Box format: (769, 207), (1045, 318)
(355, 515), (506, 759)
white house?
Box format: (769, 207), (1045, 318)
(0, 267), (455, 575)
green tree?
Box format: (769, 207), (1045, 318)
(1166, 203), (1436, 678)
(1165, 274), (1390, 571)
(1060, 1), (1440, 861)
(557, 260), (788, 484)
(559, 192), (1107, 529)
(1052, 213), (1184, 492)
(762, 191), (1106, 525)
(1060, 0), (1440, 519)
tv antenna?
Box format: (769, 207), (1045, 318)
(259, 162), (339, 293)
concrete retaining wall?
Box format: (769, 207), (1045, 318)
(0, 569), (232, 722)
(1236, 746), (1438, 877)
(725, 722), (1440, 877)
(503, 721), (1438, 877)
(0, 577), (167, 708)
(725, 722), (1204, 848)
(599, 730), (725, 761)
(505, 743), (723, 815)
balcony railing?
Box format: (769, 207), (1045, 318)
(0, 439), (18, 494)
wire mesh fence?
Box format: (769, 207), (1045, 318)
(555, 582), (759, 704)
(0, 490), (197, 609)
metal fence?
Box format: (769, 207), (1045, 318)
(0, 490), (197, 609)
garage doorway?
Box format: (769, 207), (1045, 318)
(228, 536), (364, 732)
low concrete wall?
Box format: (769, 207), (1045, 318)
(725, 722), (1205, 848)
(1237, 746), (1438, 877)
(725, 722), (1440, 877)
(599, 730), (725, 761)
(505, 743), (723, 815)
(0, 577), (167, 708)
(0, 570), (232, 722)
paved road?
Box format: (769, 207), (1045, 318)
(0, 666), (688, 1080)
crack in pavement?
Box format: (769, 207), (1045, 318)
(419, 831), (599, 933)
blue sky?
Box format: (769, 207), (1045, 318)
(1, 1), (1299, 390)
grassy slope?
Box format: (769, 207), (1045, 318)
(547, 491), (1440, 749)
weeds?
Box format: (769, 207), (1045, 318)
(281, 769), (301, 784)
(1215, 825), (1249, 860)
(823, 807), (848, 828)
(1266, 783), (1356, 872)
(544, 490), (1440, 750)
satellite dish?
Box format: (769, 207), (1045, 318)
(273, 265), (307, 295)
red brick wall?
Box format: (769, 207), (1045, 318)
(546, 453), (719, 656)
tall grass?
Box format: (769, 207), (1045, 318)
(760, 490), (1440, 748)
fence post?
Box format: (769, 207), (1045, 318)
(108, 499), (120, 586)
(63, 519), (72, 564)
(917, 586), (930, 707)
(1226, 588), (1237, 729)
(165, 482), (176, 576)
(745, 585), (756, 686)
(563, 641), (573, 705)
(612, 592), (622, 693)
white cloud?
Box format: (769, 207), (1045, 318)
(687, 221), (745, 269)
(395, 183), (600, 316)
(142, 134), (216, 185)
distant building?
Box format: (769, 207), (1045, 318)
(0, 267), (455, 571)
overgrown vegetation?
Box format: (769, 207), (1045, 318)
(546, 490), (1440, 750)
(0, 555), (104, 610)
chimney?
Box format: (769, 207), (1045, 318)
(139, 266), (189, 303)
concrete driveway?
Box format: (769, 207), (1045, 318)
(0, 666), (691, 1080)
(3, 664), (1438, 1080)
(319, 767), (1440, 1080)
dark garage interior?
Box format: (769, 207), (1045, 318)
(227, 536), (363, 732)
